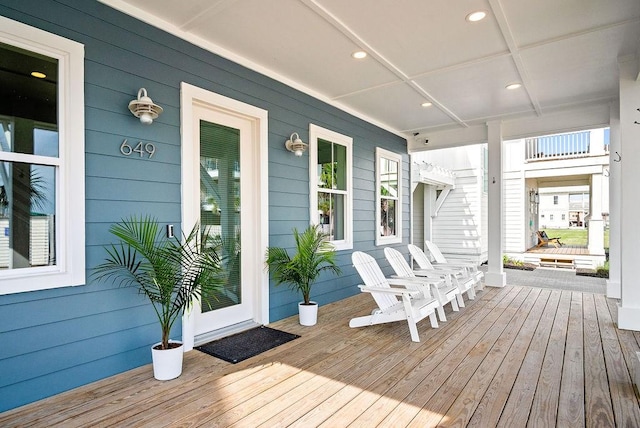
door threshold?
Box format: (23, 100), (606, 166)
(194, 320), (262, 347)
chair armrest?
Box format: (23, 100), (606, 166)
(387, 276), (442, 287)
(417, 267), (463, 276)
(411, 270), (449, 279)
(433, 262), (479, 271)
(358, 285), (421, 297)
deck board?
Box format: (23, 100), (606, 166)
(527, 290), (572, 427)
(557, 292), (585, 426)
(526, 245), (589, 256)
(321, 286), (515, 428)
(494, 289), (561, 426)
(410, 288), (543, 427)
(1, 285), (638, 428)
(374, 287), (526, 427)
(466, 288), (553, 427)
(596, 295), (640, 426)
(583, 293), (616, 427)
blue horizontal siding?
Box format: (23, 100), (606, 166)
(2, 321), (158, 387)
(0, 0), (407, 412)
(0, 303), (153, 360)
(0, 345), (152, 412)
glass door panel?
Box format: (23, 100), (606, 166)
(199, 121), (241, 314)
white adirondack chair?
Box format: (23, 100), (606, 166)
(350, 251), (440, 342)
(423, 240), (484, 292)
(408, 243), (478, 301)
(383, 247), (460, 322)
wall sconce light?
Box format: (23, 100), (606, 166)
(285, 132), (308, 156)
(128, 88), (163, 125)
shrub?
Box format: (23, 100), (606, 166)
(596, 260), (609, 278)
(503, 255), (523, 266)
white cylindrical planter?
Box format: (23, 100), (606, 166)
(298, 302), (318, 326)
(151, 342), (183, 380)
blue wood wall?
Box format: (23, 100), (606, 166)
(0, 0), (408, 412)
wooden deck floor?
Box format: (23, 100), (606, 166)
(2, 286), (640, 427)
(526, 245), (589, 256)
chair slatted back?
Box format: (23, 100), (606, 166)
(352, 251), (399, 311)
(384, 247), (416, 278)
(425, 240), (447, 263)
(408, 244), (435, 270)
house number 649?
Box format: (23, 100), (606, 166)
(120, 139), (156, 158)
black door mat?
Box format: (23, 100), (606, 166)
(195, 326), (300, 364)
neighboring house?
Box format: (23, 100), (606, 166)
(412, 144), (488, 265)
(504, 128), (609, 257)
(0, 3), (408, 412)
(413, 128), (609, 267)
(538, 186), (594, 229)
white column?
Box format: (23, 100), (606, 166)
(607, 103), (621, 298)
(485, 121), (506, 287)
(588, 172), (605, 256)
(423, 184), (435, 245)
(618, 56), (640, 330)
(589, 128), (606, 155)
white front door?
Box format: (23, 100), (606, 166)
(181, 83), (269, 348)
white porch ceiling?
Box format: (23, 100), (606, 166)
(101, 0), (640, 143)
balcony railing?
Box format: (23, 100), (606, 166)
(525, 131), (592, 161)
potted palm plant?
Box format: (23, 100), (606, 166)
(93, 215), (223, 380)
(265, 224), (341, 326)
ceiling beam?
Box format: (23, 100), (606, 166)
(488, 0), (542, 116)
(409, 101), (611, 152)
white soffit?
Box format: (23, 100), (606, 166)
(187, 0), (400, 98)
(501, 0), (640, 46)
(316, 0), (509, 75)
(99, 0), (640, 140)
(413, 55), (533, 122)
(340, 82), (458, 132)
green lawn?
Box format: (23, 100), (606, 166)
(541, 228), (609, 249)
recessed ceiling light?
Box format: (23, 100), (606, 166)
(31, 71), (46, 79)
(352, 51), (367, 59)
(466, 11), (487, 22)
(505, 83), (522, 90)
(421, 102), (433, 108)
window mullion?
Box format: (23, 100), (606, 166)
(0, 152), (61, 166)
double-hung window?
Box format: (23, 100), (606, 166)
(309, 124), (352, 251)
(0, 17), (85, 294)
(376, 148), (402, 245)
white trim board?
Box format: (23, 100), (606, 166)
(179, 82), (269, 351)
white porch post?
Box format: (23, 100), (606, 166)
(423, 184), (435, 243)
(588, 172), (605, 256)
(607, 103), (621, 298)
(589, 128), (606, 155)
(485, 120), (506, 287)
(618, 56), (640, 330)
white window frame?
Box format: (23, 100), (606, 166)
(376, 148), (402, 245)
(309, 124), (352, 251)
(0, 16), (85, 295)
